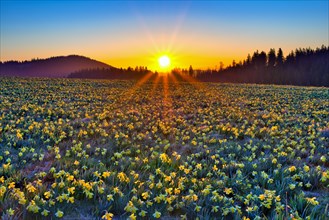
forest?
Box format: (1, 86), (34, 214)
(68, 45), (329, 87)
(178, 45), (329, 86)
(1, 46), (327, 87)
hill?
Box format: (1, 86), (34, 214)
(0, 55), (112, 78)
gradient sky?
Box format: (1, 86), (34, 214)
(1, 1), (328, 70)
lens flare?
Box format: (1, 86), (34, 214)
(158, 55), (170, 68)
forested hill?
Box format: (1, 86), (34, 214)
(0, 55), (112, 78)
(192, 45), (329, 86)
(1, 46), (328, 87)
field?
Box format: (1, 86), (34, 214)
(0, 76), (328, 219)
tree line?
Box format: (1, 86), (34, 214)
(187, 45), (328, 86)
(68, 66), (152, 80)
(68, 46), (328, 86)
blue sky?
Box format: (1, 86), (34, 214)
(1, 1), (328, 69)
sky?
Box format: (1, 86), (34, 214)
(0, 1), (328, 70)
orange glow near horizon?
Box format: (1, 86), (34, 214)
(101, 52), (239, 72)
(1, 2), (328, 72)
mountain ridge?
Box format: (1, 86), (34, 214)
(0, 55), (113, 78)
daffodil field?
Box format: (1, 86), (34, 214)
(0, 77), (328, 219)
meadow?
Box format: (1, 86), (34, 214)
(0, 76), (328, 219)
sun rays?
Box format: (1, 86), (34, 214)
(112, 3), (204, 114)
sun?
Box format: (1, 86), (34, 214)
(158, 55), (170, 68)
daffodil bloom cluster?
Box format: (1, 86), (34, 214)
(0, 78), (328, 219)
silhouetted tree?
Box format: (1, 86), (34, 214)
(219, 62), (224, 71)
(276, 48), (284, 67)
(189, 65), (194, 76)
(267, 48), (276, 68)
